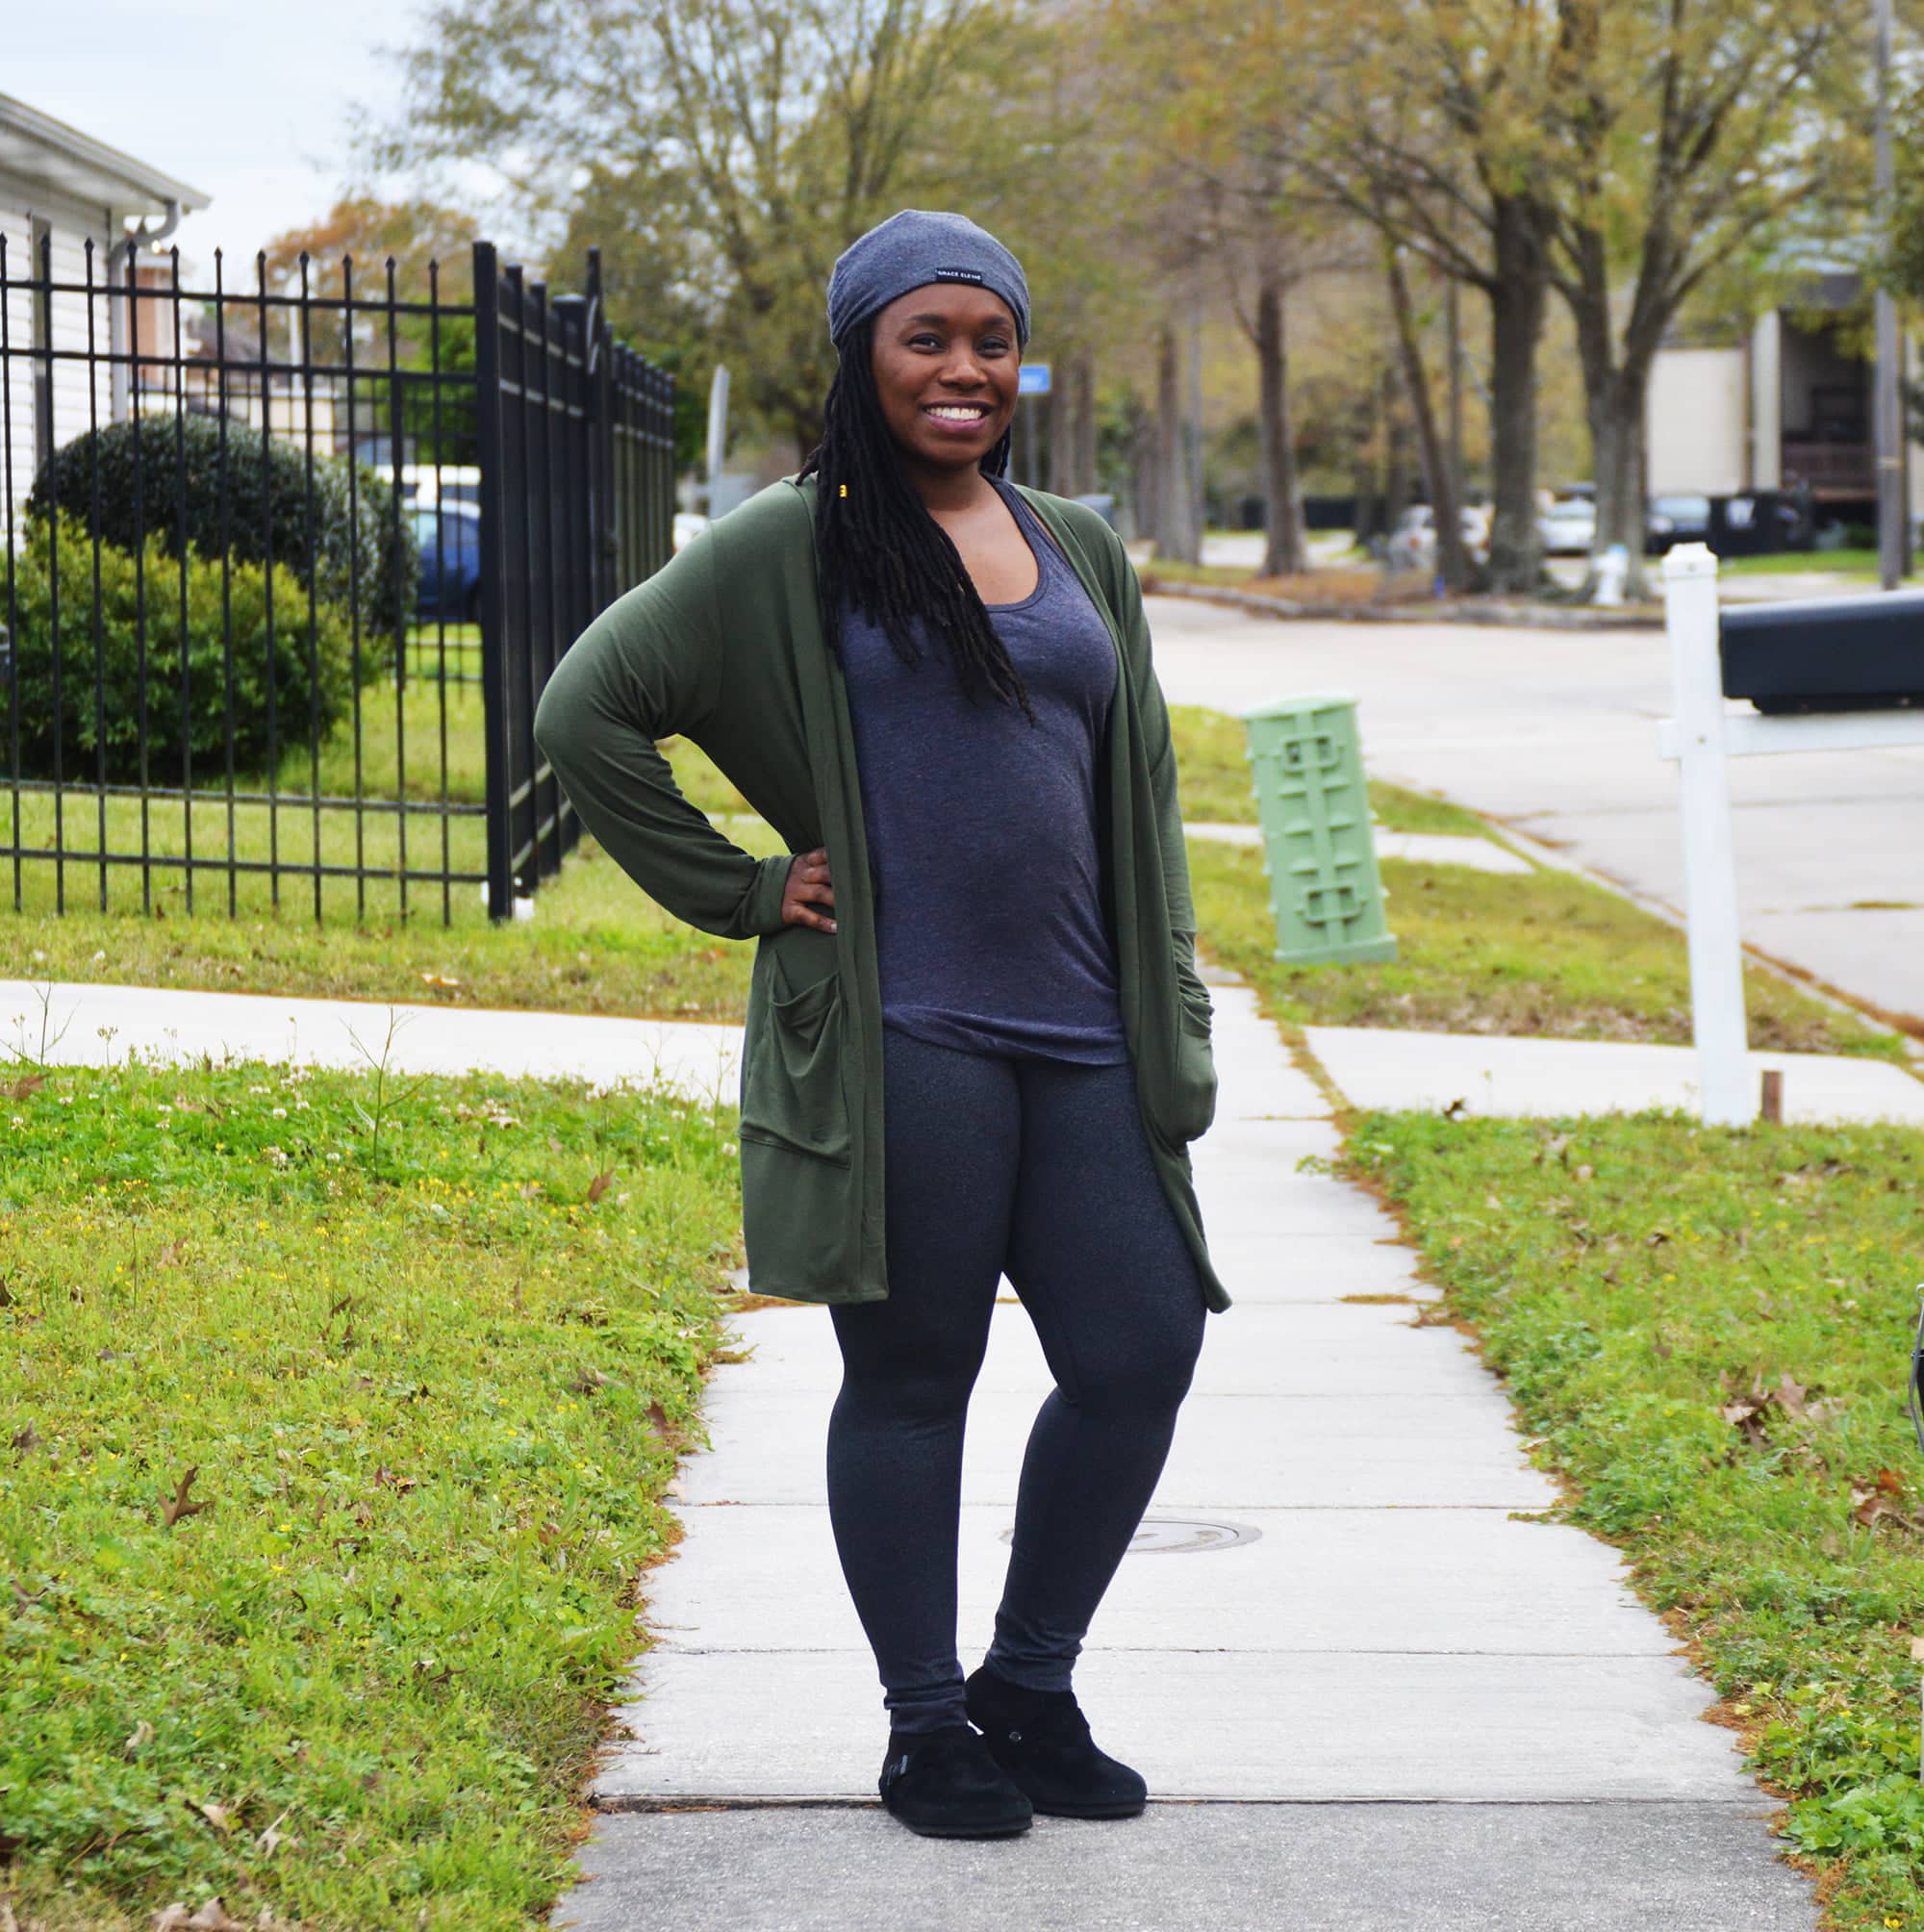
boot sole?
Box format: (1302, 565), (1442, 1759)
(1029, 1795), (1148, 1819)
(884, 1809), (1034, 1839)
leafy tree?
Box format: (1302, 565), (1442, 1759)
(1532, 0), (1860, 596)
(258, 197), (483, 467)
(370, 0), (1043, 459)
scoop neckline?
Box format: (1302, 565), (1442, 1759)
(979, 477), (1049, 615)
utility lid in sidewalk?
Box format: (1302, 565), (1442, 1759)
(1304, 1025), (1924, 1125)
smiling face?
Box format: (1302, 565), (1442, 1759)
(868, 283), (1021, 483)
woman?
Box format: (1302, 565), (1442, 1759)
(534, 209), (1228, 1842)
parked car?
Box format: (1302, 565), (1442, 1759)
(1386, 503), (1491, 572)
(1538, 496), (1597, 556)
(396, 463), (481, 511)
(1646, 493), (1712, 554)
(412, 501), (483, 623)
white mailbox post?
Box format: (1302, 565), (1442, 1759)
(1657, 542), (1924, 1125)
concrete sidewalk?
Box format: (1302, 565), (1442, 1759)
(0, 978), (742, 1099)
(1306, 1024), (1924, 1126)
(557, 985), (1817, 1931)
(4, 972), (1830, 1920)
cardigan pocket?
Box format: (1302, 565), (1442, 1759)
(1166, 983), (1219, 1143)
(740, 941), (852, 1166)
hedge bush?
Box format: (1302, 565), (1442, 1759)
(2, 519), (379, 783)
(26, 416), (418, 630)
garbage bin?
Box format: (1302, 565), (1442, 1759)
(1242, 693), (1398, 967)
(1721, 588), (1924, 714)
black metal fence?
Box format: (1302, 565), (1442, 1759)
(0, 234), (675, 928)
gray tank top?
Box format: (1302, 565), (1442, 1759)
(839, 478), (1127, 1063)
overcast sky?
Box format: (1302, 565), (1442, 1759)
(10, 1), (433, 272)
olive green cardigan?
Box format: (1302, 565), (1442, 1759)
(532, 477), (1228, 1312)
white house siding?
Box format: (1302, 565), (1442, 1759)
(0, 203), (34, 526)
(1646, 345), (1748, 498)
(0, 177), (121, 527)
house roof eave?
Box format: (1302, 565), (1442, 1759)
(0, 91), (211, 219)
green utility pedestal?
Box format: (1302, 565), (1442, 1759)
(1243, 693), (1398, 966)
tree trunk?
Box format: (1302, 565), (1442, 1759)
(1563, 244), (1658, 602)
(1047, 370), (1074, 496)
(1484, 194), (1550, 594)
(1072, 352), (1098, 496)
(1586, 359), (1654, 599)
(1155, 321), (1200, 564)
(1384, 242), (1470, 592)
(1129, 393), (1159, 547)
(1382, 365), (1411, 542)
(1254, 265), (1309, 577)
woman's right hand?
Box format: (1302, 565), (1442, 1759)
(781, 847), (837, 933)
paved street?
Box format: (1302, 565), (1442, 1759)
(1146, 595), (1924, 1027)
(559, 984), (1816, 1932)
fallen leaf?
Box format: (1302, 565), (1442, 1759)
(646, 1400), (674, 1441)
(585, 1169), (614, 1206)
(188, 1797), (236, 1835)
(151, 1908), (191, 1932)
(257, 1810), (290, 1857)
(11, 1423), (39, 1454)
(163, 1466), (210, 1529)
(124, 1718), (155, 1756)
(1819, 1528), (1843, 1558)
(1773, 1372), (1810, 1418)
(372, 1466), (418, 1494)
(1876, 1467), (1907, 1496)
(1645, 1229), (1671, 1247)
(1573, 1163), (1594, 1182)
(187, 1901), (248, 1931)
(568, 1367), (611, 1395)
(155, 1240), (185, 1268)
(8, 1073), (45, 1101)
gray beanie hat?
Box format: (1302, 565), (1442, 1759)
(826, 209), (1030, 349)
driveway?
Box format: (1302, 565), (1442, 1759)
(1146, 595), (1924, 1028)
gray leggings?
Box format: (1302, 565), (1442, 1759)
(826, 1027), (1208, 1735)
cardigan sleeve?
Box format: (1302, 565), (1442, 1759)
(532, 530), (795, 940)
(1102, 527), (1212, 1019)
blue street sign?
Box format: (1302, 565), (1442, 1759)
(1018, 362), (1052, 396)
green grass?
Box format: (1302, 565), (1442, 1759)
(1134, 558), (1258, 589)
(1719, 548), (1921, 582)
(0, 1054), (746, 1929)
(1, 737), (764, 1020)
(1346, 1111), (1924, 1930)
(5, 699), (1893, 1061)
(1190, 836), (1900, 1057)
(1171, 705), (1494, 838)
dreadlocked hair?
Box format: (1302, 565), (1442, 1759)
(799, 318), (1034, 722)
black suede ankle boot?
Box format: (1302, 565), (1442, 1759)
(964, 1665), (1148, 1818)
(877, 1723), (1033, 1838)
